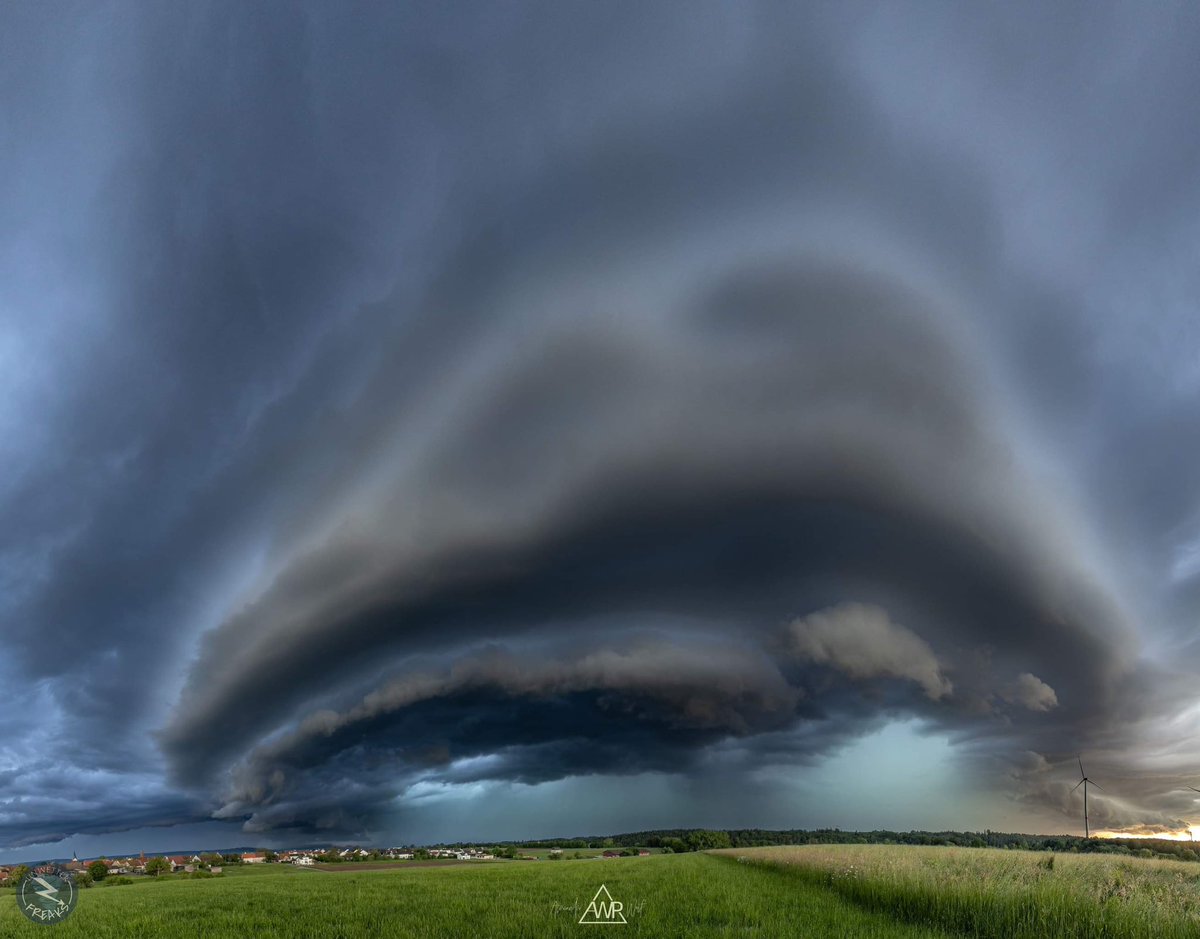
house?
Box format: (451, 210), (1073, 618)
(602, 850), (621, 858)
(292, 856), (315, 866)
(210, 866), (223, 875)
(169, 856), (189, 872)
(241, 852), (266, 864)
(190, 855), (203, 864)
(638, 851), (651, 857)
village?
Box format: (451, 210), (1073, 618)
(0, 843), (655, 884)
(0, 846), (488, 881)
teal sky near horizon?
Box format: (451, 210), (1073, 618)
(0, 721), (1086, 864)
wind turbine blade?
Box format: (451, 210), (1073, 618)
(1078, 757), (1085, 778)
(1090, 781), (1104, 791)
(1071, 779), (1085, 792)
(1188, 787), (1200, 793)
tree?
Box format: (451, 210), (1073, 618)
(685, 830), (731, 851)
(9, 865), (29, 887)
(263, 849), (278, 862)
(87, 860), (108, 882)
(73, 871), (93, 888)
(145, 857), (171, 877)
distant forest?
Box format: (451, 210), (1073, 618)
(443, 828), (1200, 863)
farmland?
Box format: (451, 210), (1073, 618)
(719, 844), (1200, 939)
(3, 846), (1200, 937)
(0, 852), (933, 938)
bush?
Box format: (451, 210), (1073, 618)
(101, 877), (134, 887)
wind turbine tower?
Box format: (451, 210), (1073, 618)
(1072, 757), (1103, 839)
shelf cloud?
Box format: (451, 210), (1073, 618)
(2, 1), (1200, 849)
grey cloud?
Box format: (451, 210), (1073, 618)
(1001, 673), (1059, 713)
(786, 603), (953, 701)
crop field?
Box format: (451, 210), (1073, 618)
(718, 844), (1200, 938)
(0, 852), (935, 938)
(3, 846), (1200, 937)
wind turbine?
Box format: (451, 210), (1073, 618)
(1185, 786), (1200, 841)
(1071, 757), (1103, 839)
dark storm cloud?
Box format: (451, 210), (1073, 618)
(155, 269), (1028, 761)
(0, 752), (208, 848)
(3, 0), (1200, 847)
(161, 258), (1158, 833)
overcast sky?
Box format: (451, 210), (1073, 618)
(3, 1), (1200, 860)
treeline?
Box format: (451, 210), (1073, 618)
(454, 828), (1200, 862)
(442, 830), (734, 853)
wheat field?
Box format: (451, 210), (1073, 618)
(715, 844), (1200, 938)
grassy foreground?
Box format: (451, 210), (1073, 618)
(6, 845), (1200, 937)
(0, 853), (937, 938)
(718, 844), (1200, 938)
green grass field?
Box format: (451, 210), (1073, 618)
(3, 845), (1199, 937)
